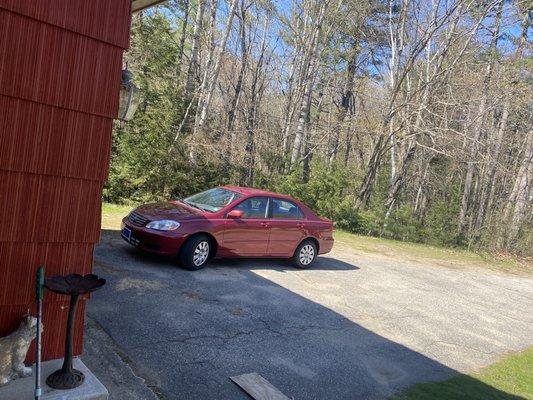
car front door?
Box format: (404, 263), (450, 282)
(222, 196), (270, 256)
(267, 198), (307, 257)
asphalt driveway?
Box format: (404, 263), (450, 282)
(84, 230), (533, 400)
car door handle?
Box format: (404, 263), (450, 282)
(260, 222), (270, 228)
(297, 223), (305, 228)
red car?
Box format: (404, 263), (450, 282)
(121, 186), (334, 270)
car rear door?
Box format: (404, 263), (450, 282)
(222, 196), (270, 256)
(267, 197), (307, 257)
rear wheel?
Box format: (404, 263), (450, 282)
(292, 239), (317, 269)
(179, 235), (211, 270)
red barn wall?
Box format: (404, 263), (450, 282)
(0, 0), (131, 361)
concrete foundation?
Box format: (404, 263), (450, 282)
(0, 358), (108, 400)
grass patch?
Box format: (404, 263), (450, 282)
(334, 230), (530, 274)
(391, 348), (533, 400)
(102, 203), (134, 230)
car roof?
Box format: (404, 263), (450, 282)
(222, 185), (292, 199)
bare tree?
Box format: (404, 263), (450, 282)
(196, 0), (240, 129)
(289, 0), (328, 169)
(241, 11), (271, 185)
(184, 0), (206, 102)
(457, 0), (503, 238)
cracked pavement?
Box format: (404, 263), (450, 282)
(84, 230), (533, 399)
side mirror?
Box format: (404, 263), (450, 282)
(227, 209), (244, 218)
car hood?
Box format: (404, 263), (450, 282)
(134, 201), (204, 221)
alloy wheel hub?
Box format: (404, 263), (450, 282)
(299, 244), (315, 265)
(193, 241), (209, 266)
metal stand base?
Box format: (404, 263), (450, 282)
(46, 369), (85, 390)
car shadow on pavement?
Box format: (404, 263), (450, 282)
(211, 256), (359, 271)
(89, 230), (524, 400)
(100, 229), (358, 272)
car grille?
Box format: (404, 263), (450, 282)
(128, 211), (149, 226)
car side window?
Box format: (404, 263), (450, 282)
(232, 196), (269, 219)
(271, 198), (304, 220)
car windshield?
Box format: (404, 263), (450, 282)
(182, 188), (241, 212)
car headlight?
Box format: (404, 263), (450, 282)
(146, 220), (180, 231)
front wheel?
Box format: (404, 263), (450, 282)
(179, 235), (211, 270)
(292, 240), (317, 269)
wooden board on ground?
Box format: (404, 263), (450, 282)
(230, 373), (291, 400)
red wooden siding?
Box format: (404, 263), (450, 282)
(0, 97), (112, 181)
(0, 0), (131, 48)
(0, 10), (124, 118)
(0, 171), (103, 243)
(0, 0), (131, 362)
(0, 243), (95, 305)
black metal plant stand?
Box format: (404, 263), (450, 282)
(44, 274), (105, 390)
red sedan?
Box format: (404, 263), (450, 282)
(121, 186), (334, 270)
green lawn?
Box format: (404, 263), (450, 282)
(334, 230), (530, 274)
(101, 202), (133, 230)
(101, 202), (530, 273)
(391, 348), (533, 400)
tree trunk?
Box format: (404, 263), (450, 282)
(184, 0), (205, 102)
(473, 96), (509, 233)
(188, 0), (218, 161)
(329, 43), (358, 164)
(226, 0), (248, 161)
(457, 0), (503, 237)
(302, 127), (312, 183)
(303, 87), (324, 182)
(356, 132), (386, 208)
(281, 16), (303, 164)
(176, 0), (190, 82)
(343, 125), (353, 167)
(383, 37), (431, 221)
(473, 5), (528, 236)
(241, 13), (269, 186)
(505, 129), (533, 241)
(290, 77), (314, 168)
(289, 1), (327, 169)
(197, 0), (239, 128)
(193, 0), (219, 126)
(356, 0), (409, 208)
(384, 143), (416, 220)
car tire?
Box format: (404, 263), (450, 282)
(179, 235), (212, 270)
(292, 239), (317, 269)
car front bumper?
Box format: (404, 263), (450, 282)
(121, 217), (187, 256)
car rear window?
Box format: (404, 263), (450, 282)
(271, 198), (304, 220)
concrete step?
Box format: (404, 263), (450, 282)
(0, 358), (108, 400)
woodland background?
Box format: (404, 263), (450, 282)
(104, 0), (532, 255)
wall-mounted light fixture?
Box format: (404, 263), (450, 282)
(117, 68), (140, 123)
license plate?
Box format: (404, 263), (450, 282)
(122, 227), (132, 240)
